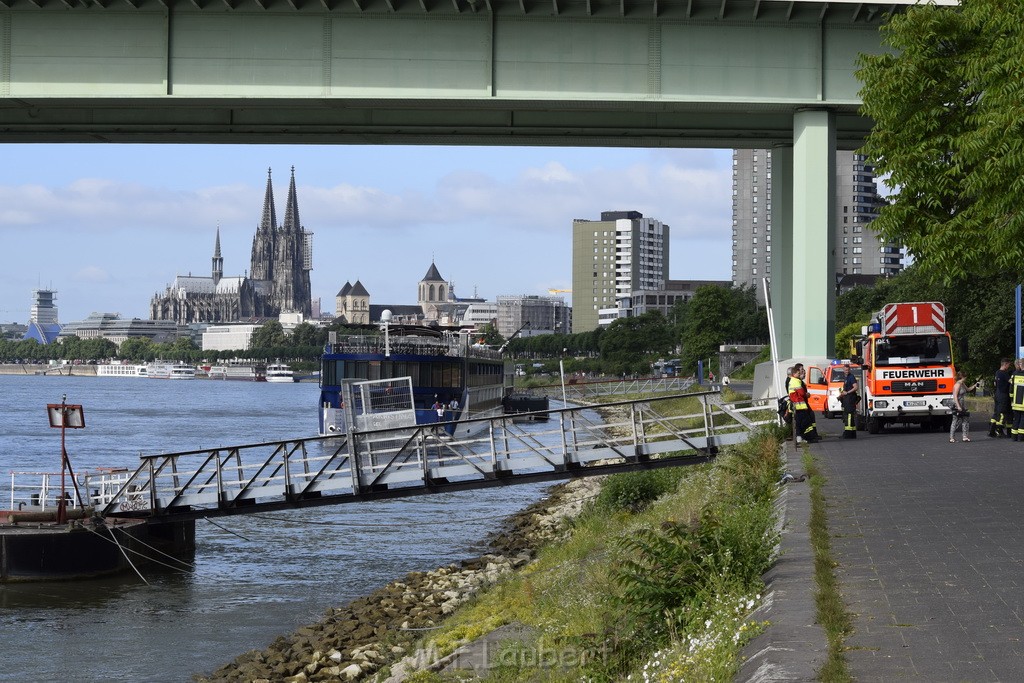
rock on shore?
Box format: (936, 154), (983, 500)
(195, 477), (602, 683)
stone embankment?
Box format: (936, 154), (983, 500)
(0, 363), (96, 376)
(196, 477), (602, 683)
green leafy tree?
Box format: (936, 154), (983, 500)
(119, 337), (157, 362)
(857, 1), (1024, 282)
(477, 322), (505, 347)
(679, 286), (767, 374)
(249, 321), (288, 350)
(290, 322), (323, 349)
(599, 312), (674, 375)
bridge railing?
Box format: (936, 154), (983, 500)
(96, 391), (777, 518)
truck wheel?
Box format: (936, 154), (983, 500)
(867, 417), (883, 434)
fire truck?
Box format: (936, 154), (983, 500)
(854, 302), (957, 434)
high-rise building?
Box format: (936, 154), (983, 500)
(571, 211), (670, 333)
(495, 295), (571, 339)
(24, 288), (62, 344)
(731, 149), (901, 303)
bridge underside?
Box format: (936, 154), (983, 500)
(0, 98), (874, 149)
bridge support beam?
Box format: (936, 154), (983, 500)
(774, 109), (836, 360)
(770, 144), (794, 360)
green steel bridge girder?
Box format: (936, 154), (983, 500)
(0, 1), (899, 146)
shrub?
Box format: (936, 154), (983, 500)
(595, 468), (687, 513)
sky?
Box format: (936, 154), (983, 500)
(0, 144), (735, 325)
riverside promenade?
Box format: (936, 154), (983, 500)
(810, 417), (1024, 681)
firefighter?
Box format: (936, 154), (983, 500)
(778, 366), (794, 437)
(1011, 359), (1024, 441)
(840, 359), (860, 439)
(989, 358), (1012, 438)
(787, 363), (821, 443)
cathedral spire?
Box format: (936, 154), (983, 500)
(259, 167), (277, 232)
(212, 226), (223, 285)
(282, 166), (301, 233)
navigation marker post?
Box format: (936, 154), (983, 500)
(46, 395), (85, 524)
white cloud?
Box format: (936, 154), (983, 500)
(0, 147), (735, 323)
(74, 266), (111, 283)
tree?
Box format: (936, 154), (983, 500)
(290, 322), (323, 349)
(119, 337), (157, 361)
(599, 312), (674, 375)
(477, 323), (504, 347)
(249, 321), (288, 350)
(857, 1), (1024, 282)
(679, 285), (768, 374)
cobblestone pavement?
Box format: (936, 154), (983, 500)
(815, 417), (1024, 682)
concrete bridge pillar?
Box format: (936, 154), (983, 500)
(774, 109), (836, 360)
(770, 144), (794, 361)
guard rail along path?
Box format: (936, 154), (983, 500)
(9, 388), (776, 523)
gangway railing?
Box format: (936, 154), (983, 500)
(533, 376), (694, 401)
(36, 391), (777, 521)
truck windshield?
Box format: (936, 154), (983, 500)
(873, 335), (952, 366)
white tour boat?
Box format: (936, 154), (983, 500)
(266, 362), (296, 383)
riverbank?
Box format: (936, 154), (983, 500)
(197, 426), (784, 681)
(0, 363), (93, 375)
(195, 477), (603, 683)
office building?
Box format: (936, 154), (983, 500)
(59, 313), (180, 346)
(495, 295), (571, 339)
(571, 210), (669, 333)
(731, 149), (902, 303)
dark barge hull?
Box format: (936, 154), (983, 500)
(502, 393), (551, 420)
(0, 518), (195, 582)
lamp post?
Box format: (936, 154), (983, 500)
(381, 309), (393, 358)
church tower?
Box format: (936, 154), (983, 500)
(418, 261), (448, 321)
(274, 166), (313, 315)
(212, 227), (223, 285)
(250, 168), (278, 282)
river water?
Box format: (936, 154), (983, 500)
(0, 374), (549, 682)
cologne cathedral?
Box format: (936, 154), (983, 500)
(150, 167), (313, 325)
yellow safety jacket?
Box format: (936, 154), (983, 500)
(787, 376), (810, 410)
(1012, 372), (1024, 411)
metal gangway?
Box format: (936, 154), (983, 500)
(7, 389), (777, 523)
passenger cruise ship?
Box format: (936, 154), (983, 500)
(96, 363), (148, 378)
(147, 362), (196, 380)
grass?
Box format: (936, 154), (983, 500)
(383, 427), (785, 682)
(803, 451), (854, 683)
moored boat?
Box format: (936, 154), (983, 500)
(207, 361), (267, 382)
(96, 362), (148, 378)
(319, 324), (511, 438)
(266, 362), (296, 383)
(147, 362), (196, 380)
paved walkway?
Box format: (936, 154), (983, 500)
(816, 416), (1024, 681)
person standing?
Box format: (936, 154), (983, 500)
(989, 358), (1012, 438)
(839, 363), (860, 439)
(787, 363), (820, 443)
(1011, 359), (1024, 441)
(951, 371), (981, 442)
